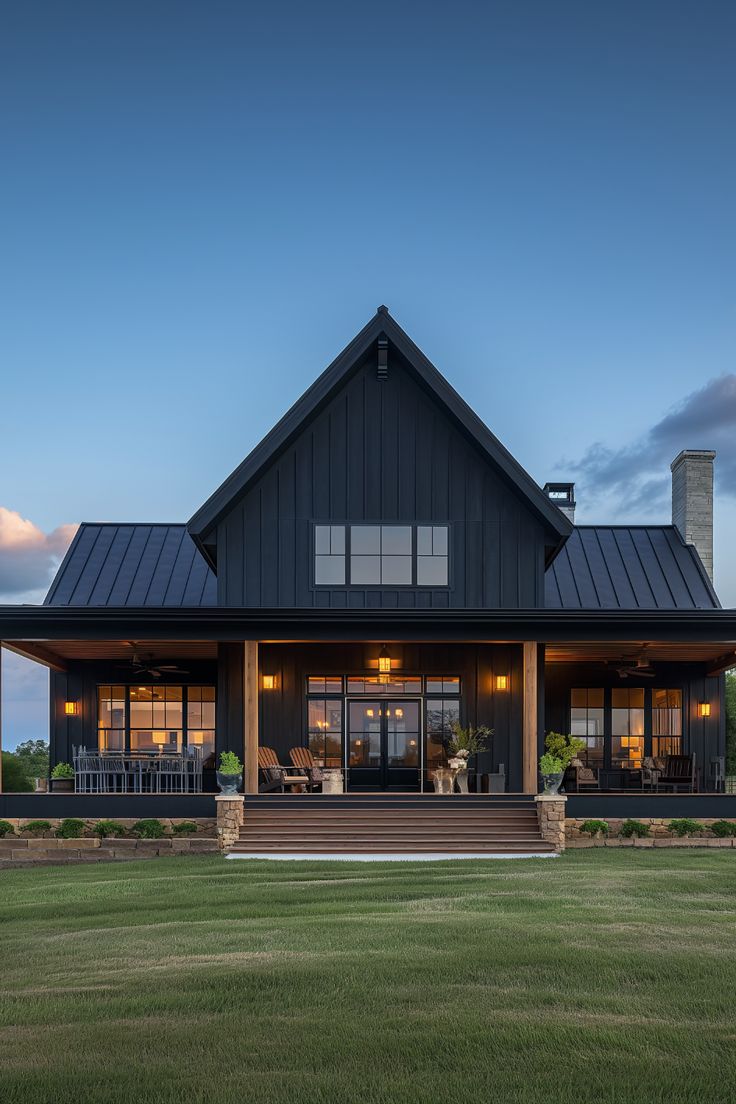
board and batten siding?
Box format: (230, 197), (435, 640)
(216, 353), (548, 608)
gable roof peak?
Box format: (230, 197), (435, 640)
(187, 308), (573, 551)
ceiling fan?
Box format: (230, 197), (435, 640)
(115, 643), (190, 679)
(613, 652), (656, 679)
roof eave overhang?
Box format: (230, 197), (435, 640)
(1, 605), (735, 646)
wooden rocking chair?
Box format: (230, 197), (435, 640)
(257, 747), (310, 793)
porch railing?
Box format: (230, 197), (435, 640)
(72, 748), (203, 794)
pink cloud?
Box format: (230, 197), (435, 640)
(0, 508), (78, 601)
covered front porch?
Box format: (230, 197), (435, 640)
(0, 605), (733, 809)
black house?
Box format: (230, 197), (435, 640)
(0, 307), (733, 806)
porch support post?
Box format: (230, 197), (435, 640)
(244, 641), (259, 794)
(522, 641), (538, 794)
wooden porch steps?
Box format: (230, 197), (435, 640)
(230, 794), (553, 855)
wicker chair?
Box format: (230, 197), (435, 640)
(569, 758), (600, 791)
(257, 747), (310, 793)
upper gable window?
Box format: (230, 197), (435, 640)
(314, 525), (346, 585)
(314, 524), (449, 587)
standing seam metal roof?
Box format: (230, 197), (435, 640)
(45, 522), (719, 610)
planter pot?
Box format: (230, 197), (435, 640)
(454, 769), (469, 795)
(50, 778), (74, 793)
(216, 771), (242, 796)
(542, 772), (563, 796)
(432, 768), (454, 795)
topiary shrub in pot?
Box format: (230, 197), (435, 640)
(669, 818), (704, 838)
(540, 732), (586, 794)
(216, 751), (243, 795)
(579, 819), (609, 840)
(50, 762), (75, 793)
(619, 819), (650, 839)
(56, 818), (86, 839)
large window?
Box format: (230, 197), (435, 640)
(313, 524), (449, 587)
(425, 698), (461, 772)
(611, 688), (645, 768)
(652, 689), (682, 758)
(97, 685), (126, 751)
(307, 698), (343, 768)
(570, 688), (605, 766)
(97, 685), (215, 756)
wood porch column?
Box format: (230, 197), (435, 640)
(522, 641), (538, 794)
(244, 641), (259, 794)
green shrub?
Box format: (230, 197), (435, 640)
(619, 819), (650, 838)
(24, 820), (52, 834)
(218, 751), (242, 775)
(0, 820), (14, 837)
(131, 818), (166, 839)
(172, 821), (199, 835)
(579, 819), (609, 836)
(1, 752), (33, 792)
(93, 820), (127, 838)
(710, 820), (736, 838)
(669, 818), (704, 837)
(51, 762), (74, 779)
(56, 818), (86, 838)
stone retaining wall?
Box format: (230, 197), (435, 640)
(566, 818), (736, 847)
(0, 817), (218, 867)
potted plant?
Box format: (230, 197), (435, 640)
(539, 732), (586, 795)
(539, 752), (565, 794)
(50, 762), (75, 793)
(447, 723), (492, 794)
(216, 751), (243, 795)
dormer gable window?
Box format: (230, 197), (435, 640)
(313, 524), (449, 587)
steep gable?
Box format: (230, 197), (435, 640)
(188, 308), (571, 610)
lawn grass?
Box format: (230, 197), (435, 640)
(1, 851), (736, 1103)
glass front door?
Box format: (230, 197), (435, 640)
(348, 700), (421, 790)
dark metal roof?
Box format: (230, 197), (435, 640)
(187, 306), (573, 554)
(545, 526), (720, 610)
(45, 524), (217, 607)
(45, 522), (719, 613)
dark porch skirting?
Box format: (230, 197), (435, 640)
(0, 793), (218, 819)
(565, 794), (736, 819)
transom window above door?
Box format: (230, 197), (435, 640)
(313, 524), (449, 587)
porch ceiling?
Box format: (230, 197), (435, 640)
(545, 641), (736, 667)
(3, 640), (218, 668)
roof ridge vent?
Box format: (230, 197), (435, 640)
(377, 335), (388, 381)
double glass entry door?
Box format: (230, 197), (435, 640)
(348, 700), (421, 790)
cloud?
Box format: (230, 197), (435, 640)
(567, 375), (736, 516)
(0, 508), (78, 602)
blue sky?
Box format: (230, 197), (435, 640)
(1, 1), (735, 748)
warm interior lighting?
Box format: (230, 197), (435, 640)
(366, 708), (374, 718)
(395, 708), (404, 719)
(64, 701), (79, 716)
(262, 674), (275, 690)
(152, 731), (167, 745)
(699, 702), (711, 718)
(378, 647), (392, 674)
(495, 675), (508, 691)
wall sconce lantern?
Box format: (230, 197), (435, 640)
(262, 674), (276, 691)
(699, 702), (711, 718)
(64, 701), (79, 716)
(378, 647), (392, 674)
(495, 675), (508, 691)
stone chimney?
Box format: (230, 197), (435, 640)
(671, 450), (715, 581)
(543, 482), (575, 523)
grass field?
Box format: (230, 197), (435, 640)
(1, 851), (736, 1104)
